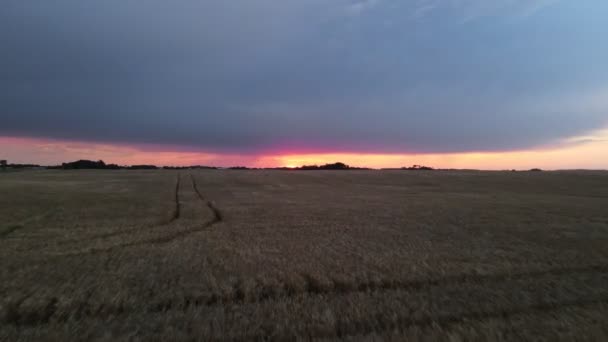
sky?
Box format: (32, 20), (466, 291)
(1, 0), (608, 169)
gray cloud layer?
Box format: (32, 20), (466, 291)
(2, 0), (607, 154)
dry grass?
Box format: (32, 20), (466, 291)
(1, 169), (608, 341)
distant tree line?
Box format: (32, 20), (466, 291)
(46, 160), (218, 170)
(9, 163), (42, 168)
(222, 162), (369, 171)
(298, 162), (362, 170)
(0, 160), (42, 169)
(53, 160), (119, 170)
(382, 165), (435, 171)
(0, 158), (547, 172)
(0, 160), (427, 171)
(402, 165), (435, 170)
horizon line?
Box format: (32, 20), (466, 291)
(3, 159), (607, 172)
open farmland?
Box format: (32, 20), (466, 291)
(1, 170), (608, 341)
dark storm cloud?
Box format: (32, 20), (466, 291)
(1, 0), (608, 153)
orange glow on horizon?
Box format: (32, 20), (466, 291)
(2, 129), (608, 170)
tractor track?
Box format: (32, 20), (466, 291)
(57, 219), (220, 256)
(53, 173), (222, 257)
(4, 264), (608, 329)
(52, 174), (183, 245)
(291, 297), (608, 340)
(142, 263), (608, 311)
(171, 173), (181, 221)
(191, 174), (223, 223)
(0, 224), (23, 239)
(0, 211), (55, 240)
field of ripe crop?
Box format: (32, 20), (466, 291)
(2, 169), (608, 341)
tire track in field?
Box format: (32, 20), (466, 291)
(0, 211), (56, 240)
(54, 174), (182, 244)
(55, 174), (222, 256)
(295, 263), (608, 298)
(0, 224), (23, 239)
(158, 263), (608, 307)
(233, 297), (608, 340)
(171, 173), (181, 221)
(191, 174), (223, 223)
(62, 220), (219, 256)
(5, 265), (608, 328)
(300, 297), (608, 340)
(9, 296), (608, 331)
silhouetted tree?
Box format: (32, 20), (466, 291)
(0, 160), (6, 171)
(321, 162), (349, 170)
(128, 165), (158, 170)
(300, 164), (320, 170)
(62, 160), (107, 169)
(297, 162), (359, 170)
(402, 165), (434, 170)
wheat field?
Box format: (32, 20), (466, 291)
(1, 169), (608, 341)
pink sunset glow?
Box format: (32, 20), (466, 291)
(3, 131), (608, 170)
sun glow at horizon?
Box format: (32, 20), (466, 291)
(2, 129), (608, 171)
